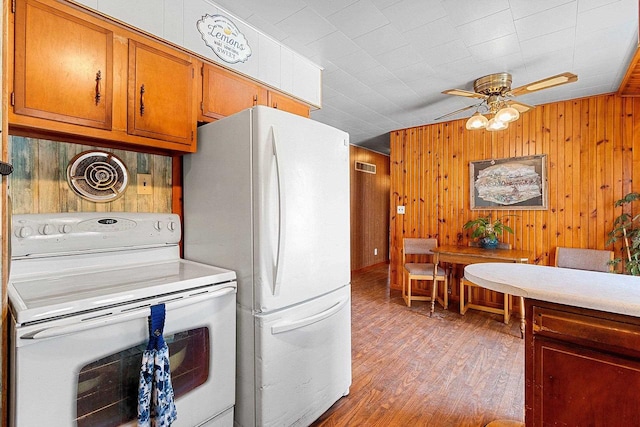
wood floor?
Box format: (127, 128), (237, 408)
(311, 263), (525, 427)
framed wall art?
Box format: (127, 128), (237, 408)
(470, 154), (548, 210)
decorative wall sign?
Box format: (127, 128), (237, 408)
(196, 14), (252, 64)
(470, 154), (548, 210)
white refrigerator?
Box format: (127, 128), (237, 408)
(183, 106), (351, 427)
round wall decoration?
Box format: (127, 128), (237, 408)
(66, 150), (129, 202)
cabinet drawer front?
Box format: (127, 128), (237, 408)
(14, 0), (113, 129)
(533, 306), (640, 356)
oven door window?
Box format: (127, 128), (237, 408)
(76, 327), (209, 426)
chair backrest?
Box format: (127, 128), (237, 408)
(468, 241), (512, 250)
(554, 247), (614, 272)
(403, 238), (438, 264)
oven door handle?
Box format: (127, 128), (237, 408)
(22, 285), (237, 340)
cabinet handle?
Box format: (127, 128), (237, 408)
(140, 84), (145, 116)
(94, 70), (102, 105)
(273, 102), (278, 109)
(253, 94), (258, 106)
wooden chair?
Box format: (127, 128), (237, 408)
(554, 247), (614, 272)
(402, 238), (448, 309)
(459, 242), (513, 324)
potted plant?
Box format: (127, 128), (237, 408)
(463, 214), (514, 249)
(607, 192), (640, 275)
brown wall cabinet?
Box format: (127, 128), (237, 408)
(525, 299), (640, 426)
(199, 64), (267, 121)
(199, 63), (310, 122)
(127, 40), (196, 146)
(13, 0), (113, 130)
(268, 91), (310, 118)
(10, 0), (198, 153)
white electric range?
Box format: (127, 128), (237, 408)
(8, 212), (237, 427)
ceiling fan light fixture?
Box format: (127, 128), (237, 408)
(486, 117), (508, 131)
(495, 106), (520, 123)
(466, 112), (488, 130)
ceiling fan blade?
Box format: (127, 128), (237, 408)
(507, 100), (535, 113)
(509, 72), (578, 96)
(434, 104), (477, 121)
(442, 89), (488, 100)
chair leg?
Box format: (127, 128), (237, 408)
(406, 276), (412, 307)
(402, 271), (406, 305)
(429, 279), (437, 316)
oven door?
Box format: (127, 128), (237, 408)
(10, 283), (236, 427)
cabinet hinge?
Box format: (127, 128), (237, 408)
(191, 130), (194, 141)
(11, 92), (15, 106)
(200, 101), (204, 112)
(12, 0), (15, 13)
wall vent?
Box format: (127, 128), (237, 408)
(355, 161), (376, 174)
(66, 150), (129, 203)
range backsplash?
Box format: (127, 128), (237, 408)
(9, 136), (173, 214)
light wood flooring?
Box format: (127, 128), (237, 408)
(311, 263), (525, 427)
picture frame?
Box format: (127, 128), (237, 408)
(470, 154), (548, 210)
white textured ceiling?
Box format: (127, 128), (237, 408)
(213, 0), (638, 154)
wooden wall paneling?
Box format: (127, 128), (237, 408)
(9, 136), (173, 214)
(430, 125), (440, 239)
(572, 99), (583, 250)
(578, 98), (589, 250)
(390, 130), (405, 285)
(562, 100), (572, 249)
(553, 102), (562, 252)
(349, 144), (390, 271)
(593, 96), (603, 245)
(408, 128), (422, 238)
(587, 97), (598, 249)
(605, 96), (616, 243)
(389, 94), (639, 298)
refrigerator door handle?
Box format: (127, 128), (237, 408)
(271, 126), (285, 296)
(270, 296), (349, 334)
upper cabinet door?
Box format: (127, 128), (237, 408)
(13, 0), (113, 129)
(128, 40), (196, 146)
(268, 91), (310, 118)
(200, 64), (267, 121)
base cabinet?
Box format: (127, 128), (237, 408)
(525, 300), (640, 426)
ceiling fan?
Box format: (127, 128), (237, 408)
(436, 72), (578, 130)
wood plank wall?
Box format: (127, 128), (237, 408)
(390, 93), (640, 303)
(9, 136), (172, 214)
(350, 145), (390, 271)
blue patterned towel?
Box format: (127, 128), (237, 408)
(138, 304), (177, 427)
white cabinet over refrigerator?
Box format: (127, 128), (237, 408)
(183, 106), (351, 427)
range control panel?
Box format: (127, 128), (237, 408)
(12, 212), (181, 257)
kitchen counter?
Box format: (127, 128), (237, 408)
(464, 263), (640, 317)
(465, 263), (640, 426)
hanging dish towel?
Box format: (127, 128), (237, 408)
(138, 304), (178, 427)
